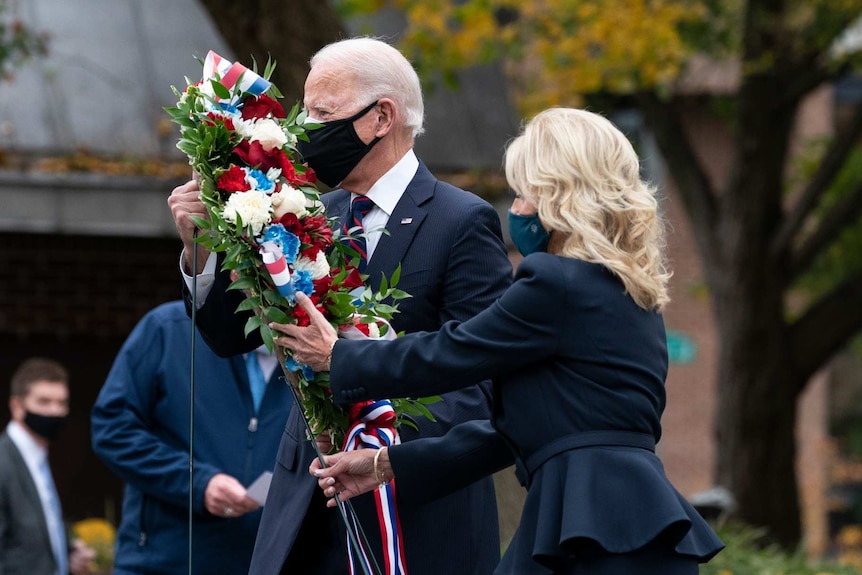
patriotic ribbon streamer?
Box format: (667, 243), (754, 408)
(342, 400), (407, 575)
(260, 241), (295, 300)
(203, 50), (271, 101)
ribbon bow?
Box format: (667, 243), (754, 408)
(203, 50), (271, 103)
(342, 400), (407, 575)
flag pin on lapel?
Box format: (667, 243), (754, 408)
(400, 217), (413, 225)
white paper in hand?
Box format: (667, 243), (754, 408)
(247, 471), (273, 506)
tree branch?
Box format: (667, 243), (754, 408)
(773, 104), (862, 263)
(788, 271), (862, 390)
(637, 93), (718, 248)
(790, 181), (862, 278)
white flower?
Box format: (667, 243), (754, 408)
(294, 251), (331, 280)
(222, 190), (272, 236)
(367, 322), (381, 339)
(248, 118), (288, 151)
(271, 184), (308, 218)
(233, 117), (256, 139)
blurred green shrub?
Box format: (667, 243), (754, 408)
(700, 521), (860, 575)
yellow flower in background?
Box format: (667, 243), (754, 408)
(72, 518), (115, 574)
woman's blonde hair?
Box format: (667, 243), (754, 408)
(505, 107), (671, 311)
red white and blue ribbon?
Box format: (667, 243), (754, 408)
(342, 400), (407, 575)
(203, 50), (271, 100)
(260, 241), (295, 299)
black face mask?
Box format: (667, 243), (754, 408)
(297, 101), (381, 188)
(24, 410), (66, 442)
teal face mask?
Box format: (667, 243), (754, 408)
(507, 210), (551, 256)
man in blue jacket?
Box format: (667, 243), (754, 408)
(91, 300), (293, 575)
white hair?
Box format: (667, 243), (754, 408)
(310, 37), (425, 138)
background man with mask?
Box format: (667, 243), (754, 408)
(168, 37), (513, 575)
(0, 357), (94, 575)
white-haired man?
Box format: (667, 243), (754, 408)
(169, 37), (512, 575)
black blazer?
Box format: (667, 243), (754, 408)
(0, 430), (59, 575)
(329, 254), (725, 573)
(186, 161), (514, 575)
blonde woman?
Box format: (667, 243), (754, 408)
(273, 107), (725, 574)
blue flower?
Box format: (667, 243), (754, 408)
(246, 168), (275, 193)
(284, 356), (316, 380)
(293, 270), (314, 297)
(263, 224), (300, 263)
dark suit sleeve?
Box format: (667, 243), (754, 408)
(182, 256), (262, 357)
(330, 254), (564, 400)
(388, 420), (515, 505)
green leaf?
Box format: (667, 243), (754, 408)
(244, 315), (263, 338)
(235, 296), (262, 312)
(188, 215), (211, 230)
(264, 306), (291, 324)
(227, 276), (257, 291)
(388, 289), (412, 301)
(210, 79), (231, 100)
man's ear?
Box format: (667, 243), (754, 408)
(9, 396), (23, 422)
(374, 99), (397, 138)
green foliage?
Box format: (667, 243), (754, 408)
(701, 521), (861, 575)
(0, 1), (48, 81)
(339, 0), (862, 116)
(794, 145), (862, 298)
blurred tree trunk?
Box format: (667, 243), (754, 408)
(198, 0), (345, 101)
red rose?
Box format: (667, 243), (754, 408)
(233, 140), (291, 173)
(301, 245), (321, 261)
(313, 276), (333, 295)
(292, 305), (311, 327)
(240, 94), (286, 120)
(288, 164), (317, 186)
(333, 266), (364, 290)
(277, 212), (303, 236)
(217, 165), (250, 192)
(203, 113), (235, 132)
(303, 215), (334, 250)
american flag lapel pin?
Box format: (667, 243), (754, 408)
(400, 217), (413, 225)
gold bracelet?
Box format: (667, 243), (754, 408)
(325, 338), (336, 370)
(373, 447), (388, 485)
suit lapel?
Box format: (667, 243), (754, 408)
(1, 433), (54, 551)
(364, 163), (434, 289)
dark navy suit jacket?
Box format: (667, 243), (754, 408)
(186, 161), (513, 575)
(329, 254), (725, 573)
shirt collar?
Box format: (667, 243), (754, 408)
(7, 420), (47, 466)
(361, 149), (419, 215)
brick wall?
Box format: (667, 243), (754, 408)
(0, 231), (185, 521)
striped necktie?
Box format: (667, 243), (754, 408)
(343, 195), (375, 272)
